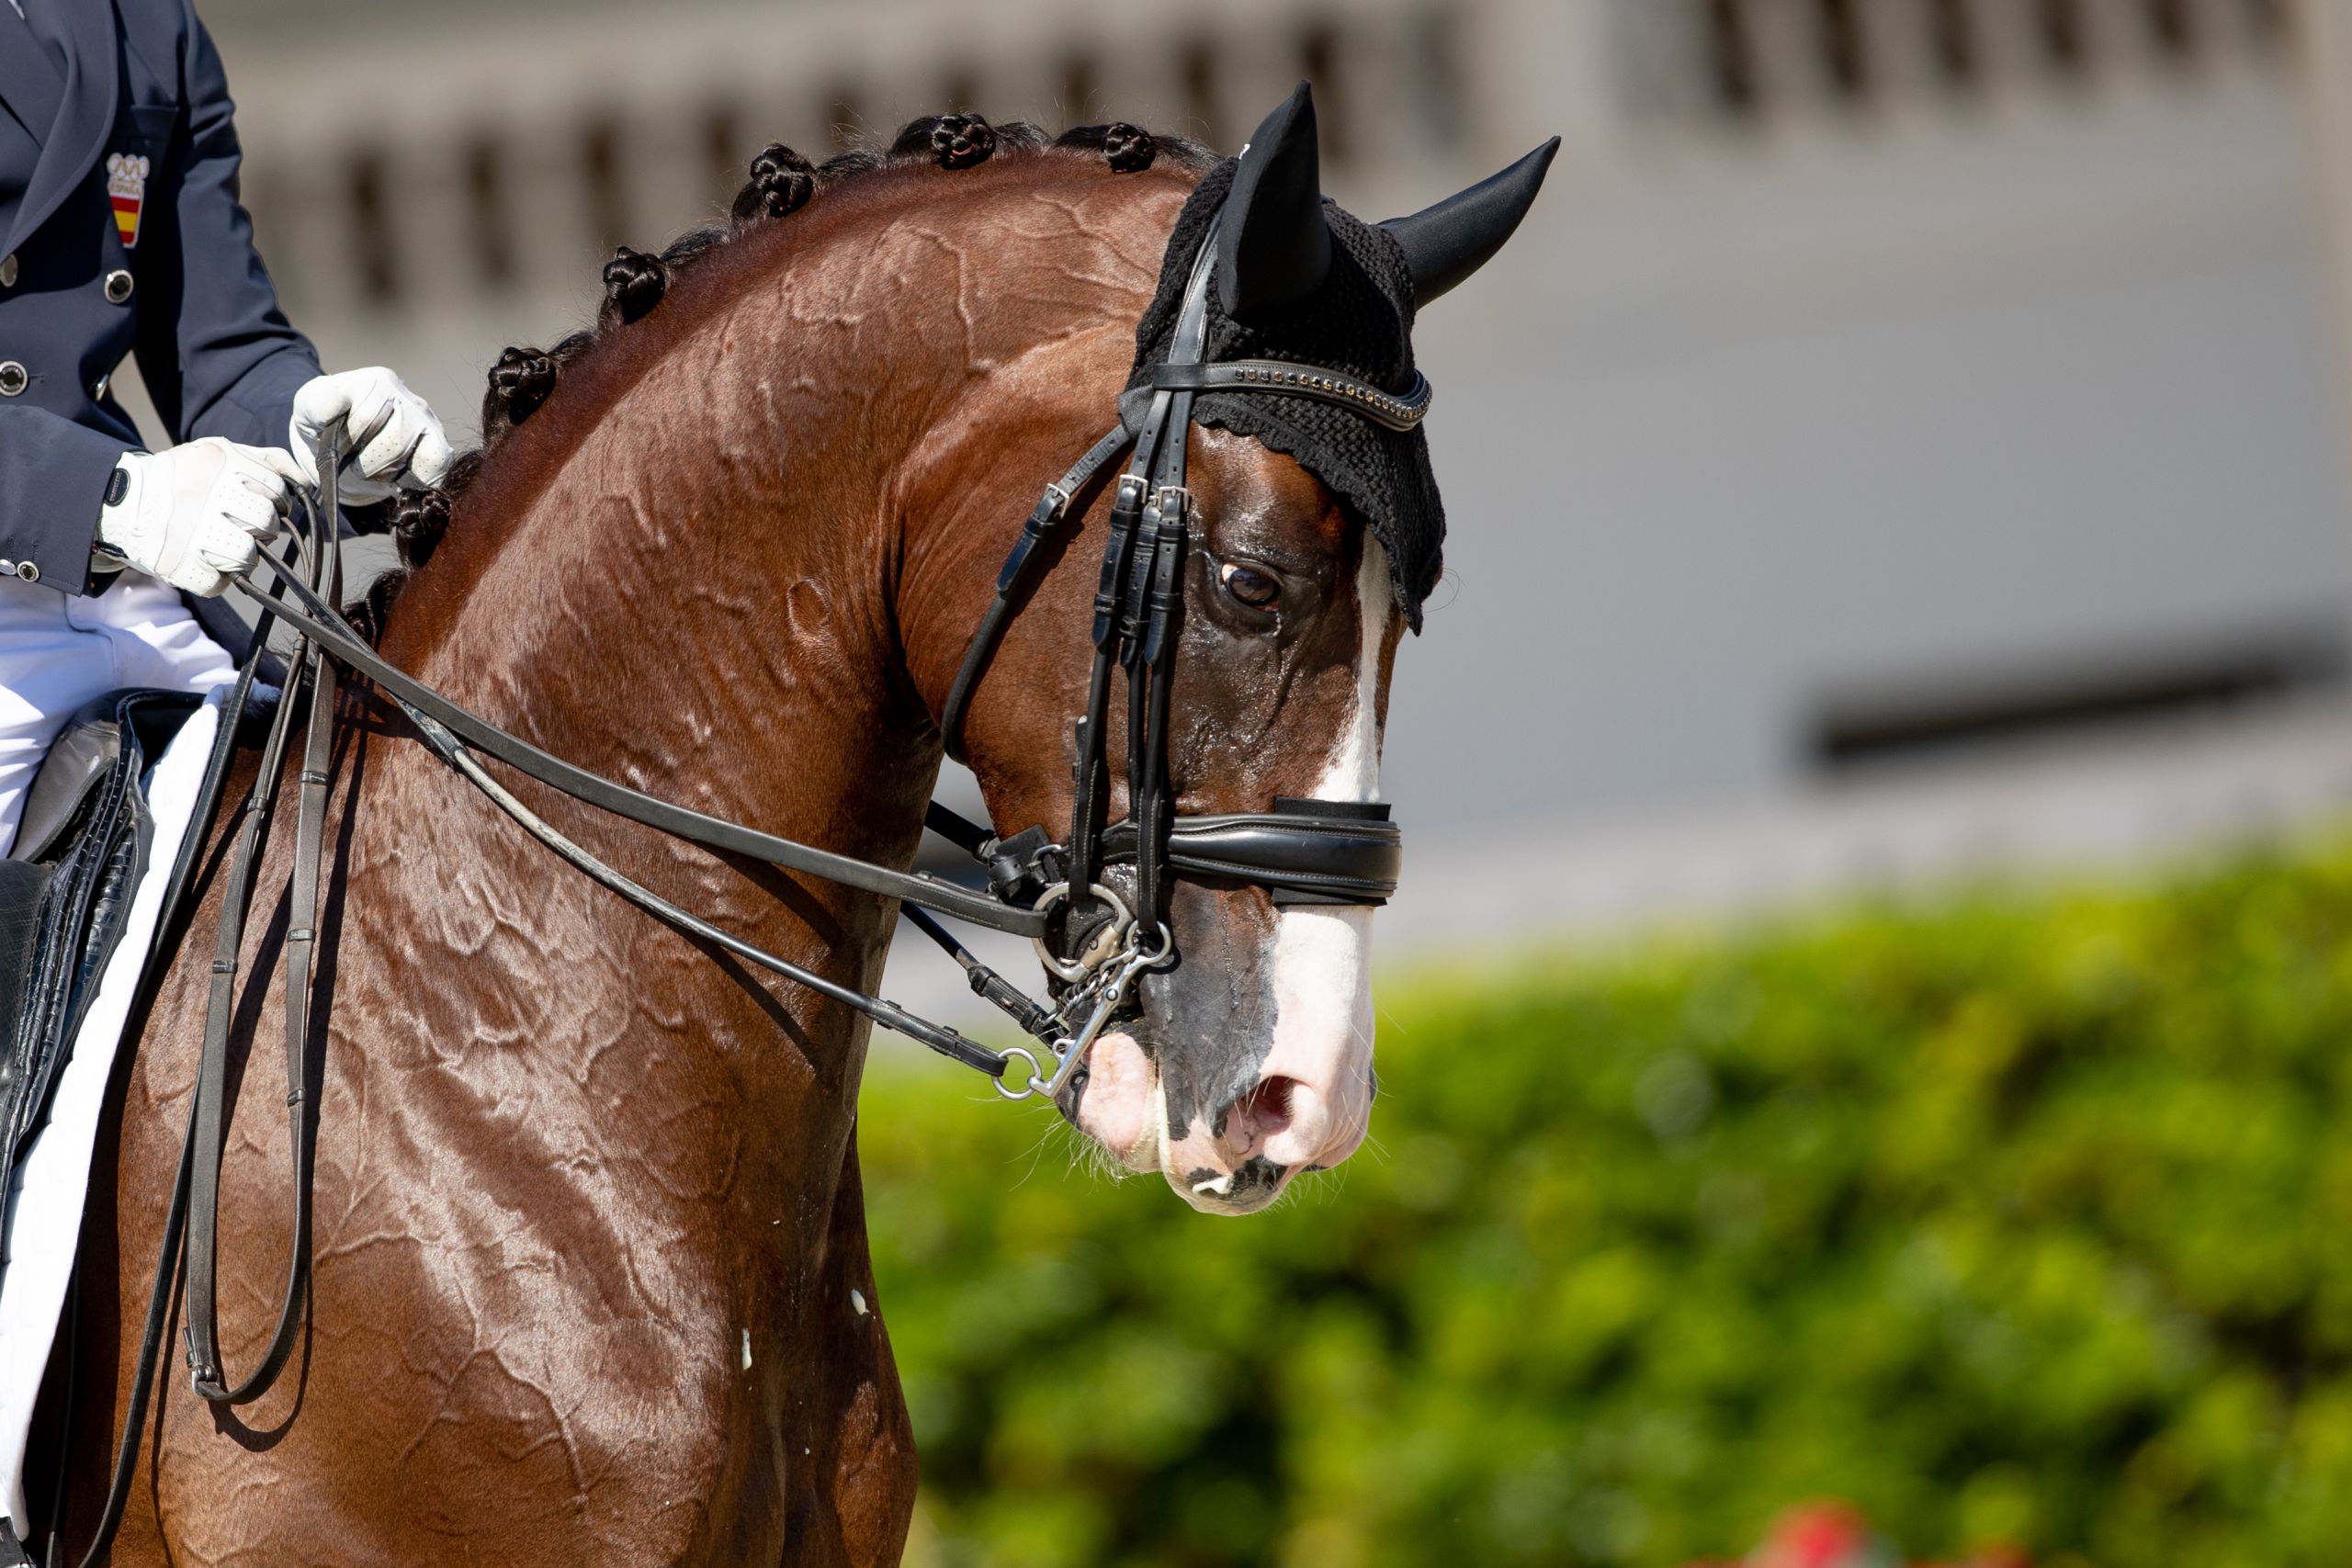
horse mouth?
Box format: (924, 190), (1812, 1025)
(1060, 1030), (1163, 1174)
(1171, 1155), (1288, 1215)
(1063, 1038), (1301, 1213)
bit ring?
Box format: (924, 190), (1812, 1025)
(1029, 882), (1133, 983)
(994, 1045), (1047, 1100)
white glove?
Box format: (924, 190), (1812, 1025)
(288, 367), (453, 504)
(95, 439), (299, 597)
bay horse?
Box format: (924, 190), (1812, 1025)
(33, 90), (1550, 1565)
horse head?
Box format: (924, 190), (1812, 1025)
(927, 86), (1555, 1213)
(374, 88), (1554, 1230)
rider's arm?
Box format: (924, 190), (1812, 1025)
(0, 407), (133, 592)
(130, 3), (321, 455)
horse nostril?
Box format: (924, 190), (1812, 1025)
(1233, 1076), (1299, 1144)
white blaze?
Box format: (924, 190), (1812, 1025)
(1255, 537), (1389, 1171)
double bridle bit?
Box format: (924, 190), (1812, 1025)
(996, 886), (1173, 1103)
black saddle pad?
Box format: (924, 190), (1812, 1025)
(0, 689), (200, 1204)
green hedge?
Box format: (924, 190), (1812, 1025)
(857, 840), (2352, 1568)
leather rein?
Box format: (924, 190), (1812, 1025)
(51, 219), (1422, 1567)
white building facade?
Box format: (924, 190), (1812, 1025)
(187, 0), (2345, 842)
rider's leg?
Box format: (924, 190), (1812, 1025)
(0, 571), (233, 855)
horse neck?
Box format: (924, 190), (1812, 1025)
(356, 167), (1182, 1073)
(348, 258), (999, 1158)
(385, 280), (960, 893)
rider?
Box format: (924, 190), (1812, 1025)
(0, 0), (450, 853)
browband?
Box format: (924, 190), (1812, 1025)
(1147, 361), (1433, 432)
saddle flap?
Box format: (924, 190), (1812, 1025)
(0, 689), (199, 1186)
(12, 691), (200, 867)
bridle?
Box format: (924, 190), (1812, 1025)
(52, 200), (1426, 1567)
(932, 214), (1422, 1097)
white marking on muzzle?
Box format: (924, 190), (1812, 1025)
(1254, 536), (1389, 1171)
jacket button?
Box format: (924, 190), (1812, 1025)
(0, 362), (26, 397)
(103, 269), (133, 304)
(0, 254), (15, 288)
(14, 562), (36, 585)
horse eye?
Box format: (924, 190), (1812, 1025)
(1219, 561), (1282, 610)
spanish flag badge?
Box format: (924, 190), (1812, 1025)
(106, 153), (150, 249)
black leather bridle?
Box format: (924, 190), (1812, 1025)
(928, 217), (1419, 1096)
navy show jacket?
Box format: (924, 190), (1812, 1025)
(0, 0), (318, 606)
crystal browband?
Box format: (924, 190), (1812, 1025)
(1147, 359), (1434, 432)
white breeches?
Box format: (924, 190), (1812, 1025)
(0, 571), (234, 855)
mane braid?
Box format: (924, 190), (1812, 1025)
(1057, 121), (1217, 172)
(390, 109), (1214, 624)
(601, 246), (669, 325)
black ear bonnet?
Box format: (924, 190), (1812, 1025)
(1125, 161), (1444, 631)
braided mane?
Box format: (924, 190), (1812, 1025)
(354, 114), (1214, 634)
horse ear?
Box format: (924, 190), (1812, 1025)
(1379, 137), (1561, 309)
(1216, 82), (1333, 321)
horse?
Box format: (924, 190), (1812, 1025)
(31, 91), (1549, 1565)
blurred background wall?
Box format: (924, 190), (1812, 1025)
(174, 0), (2352, 986)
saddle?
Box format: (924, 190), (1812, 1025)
(0, 689), (201, 1209)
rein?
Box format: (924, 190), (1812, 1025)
(53, 220), (1419, 1567)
